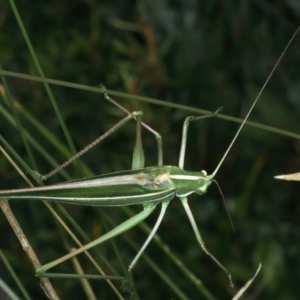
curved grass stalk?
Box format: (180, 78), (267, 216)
(1, 69), (300, 141)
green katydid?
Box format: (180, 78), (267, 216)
(0, 88), (268, 289)
(0, 29), (298, 297)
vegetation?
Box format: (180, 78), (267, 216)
(0, 1), (300, 299)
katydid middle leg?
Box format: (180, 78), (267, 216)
(37, 202), (160, 276)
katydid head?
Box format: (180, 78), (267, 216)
(193, 171), (213, 196)
(171, 167), (213, 197)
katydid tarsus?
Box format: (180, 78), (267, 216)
(0, 29), (298, 296)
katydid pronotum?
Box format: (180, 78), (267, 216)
(0, 29), (298, 298)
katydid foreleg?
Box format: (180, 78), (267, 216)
(176, 112), (234, 286)
(179, 109), (222, 169)
(180, 196), (233, 285)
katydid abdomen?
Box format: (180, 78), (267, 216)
(0, 166), (176, 205)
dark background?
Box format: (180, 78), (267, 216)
(1, 1), (300, 299)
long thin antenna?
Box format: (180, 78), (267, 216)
(211, 27), (300, 178)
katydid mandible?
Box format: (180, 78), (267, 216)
(0, 31), (296, 289)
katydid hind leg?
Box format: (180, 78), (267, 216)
(36, 203), (157, 277)
(42, 90), (163, 179)
(42, 110), (144, 180)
